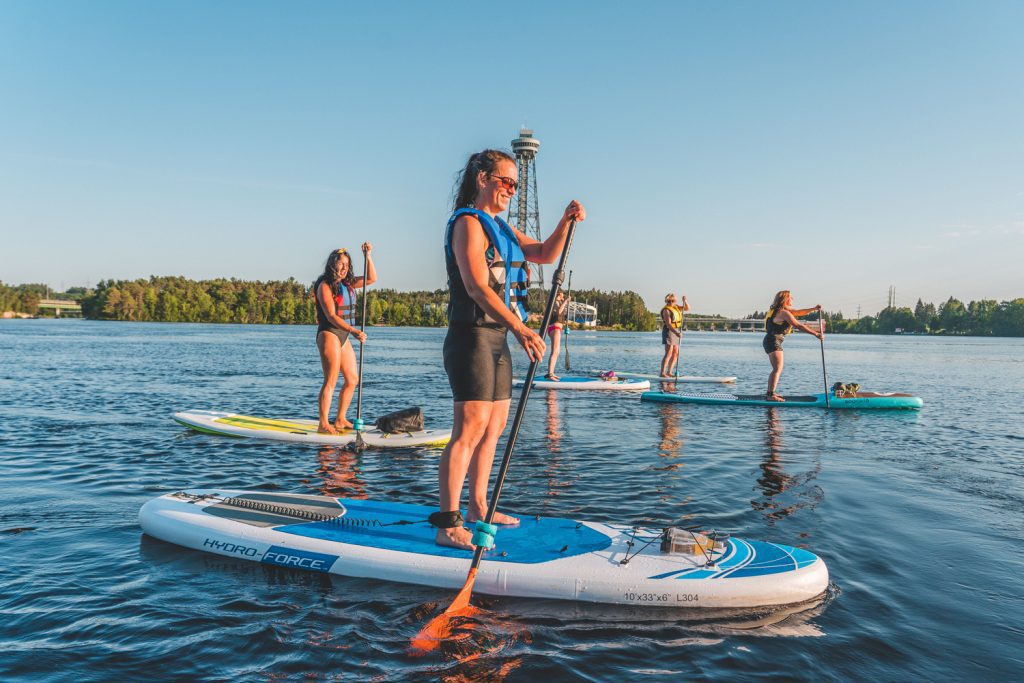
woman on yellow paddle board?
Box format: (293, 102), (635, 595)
(313, 244), (376, 433)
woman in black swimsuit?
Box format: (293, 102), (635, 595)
(763, 290), (823, 402)
(435, 149), (585, 549)
(314, 244), (376, 433)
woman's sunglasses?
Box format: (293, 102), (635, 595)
(488, 174), (518, 192)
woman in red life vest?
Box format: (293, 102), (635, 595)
(313, 244), (376, 433)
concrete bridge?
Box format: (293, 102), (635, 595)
(37, 299), (83, 317)
(679, 316), (765, 332)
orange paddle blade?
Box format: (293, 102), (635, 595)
(409, 568), (478, 654)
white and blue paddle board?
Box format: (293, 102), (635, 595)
(140, 489), (829, 608)
(514, 376), (651, 391)
(173, 410), (452, 448)
(600, 371), (738, 384)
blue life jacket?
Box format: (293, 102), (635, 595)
(315, 276), (356, 328)
(334, 282), (357, 325)
(444, 208), (530, 325)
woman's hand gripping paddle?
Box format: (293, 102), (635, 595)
(347, 246), (370, 452)
(411, 219), (580, 654)
(818, 313), (829, 409)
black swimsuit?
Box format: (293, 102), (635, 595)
(314, 277), (351, 346)
(443, 222), (516, 403)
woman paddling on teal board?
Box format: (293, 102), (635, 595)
(436, 149), (585, 549)
(763, 289), (823, 402)
(313, 244), (376, 433)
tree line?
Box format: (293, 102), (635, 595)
(750, 296), (1024, 336)
(2, 278), (661, 330)
(6, 279), (1024, 335)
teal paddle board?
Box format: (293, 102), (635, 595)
(642, 391), (923, 410)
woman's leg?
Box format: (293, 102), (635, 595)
(333, 340), (358, 429)
(317, 332), (343, 433)
(660, 344), (673, 376)
(436, 400), (493, 549)
(767, 351), (784, 397)
(466, 398), (519, 525)
(668, 345), (680, 375)
(546, 328), (562, 378)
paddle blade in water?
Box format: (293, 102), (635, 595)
(409, 568), (479, 654)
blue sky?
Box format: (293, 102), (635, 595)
(2, 1), (1021, 316)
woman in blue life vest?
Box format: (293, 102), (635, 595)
(435, 149), (585, 550)
(763, 289), (823, 402)
(313, 244), (376, 433)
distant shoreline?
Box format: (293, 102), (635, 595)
(6, 315), (1023, 339)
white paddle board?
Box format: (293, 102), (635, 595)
(173, 410), (451, 448)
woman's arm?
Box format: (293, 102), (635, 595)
(790, 304), (821, 318)
(780, 309), (823, 338)
(681, 296), (691, 312)
(352, 242), (377, 288)
(452, 215), (546, 361)
(517, 200), (586, 264)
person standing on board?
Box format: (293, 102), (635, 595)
(659, 293), (689, 377)
(436, 149), (585, 549)
(314, 244), (376, 433)
(544, 291), (570, 380)
(762, 290), (823, 402)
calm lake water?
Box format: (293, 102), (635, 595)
(1, 320), (1021, 680)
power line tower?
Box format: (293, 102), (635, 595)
(509, 128), (543, 288)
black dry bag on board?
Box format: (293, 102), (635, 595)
(375, 407), (424, 434)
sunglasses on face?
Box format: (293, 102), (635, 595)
(488, 174), (518, 192)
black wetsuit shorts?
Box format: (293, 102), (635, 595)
(443, 324), (513, 402)
(762, 333), (785, 354)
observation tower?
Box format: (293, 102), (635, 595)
(509, 128), (544, 288)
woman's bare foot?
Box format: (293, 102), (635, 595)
(467, 509), (520, 525)
(318, 424), (339, 435)
(765, 392), (786, 402)
(333, 418), (354, 430)
(435, 526), (475, 550)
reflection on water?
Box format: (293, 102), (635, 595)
(541, 391), (572, 499)
(656, 402), (685, 466)
(314, 446), (366, 498)
(544, 390), (561, 454)
(752, 409), (823, 525)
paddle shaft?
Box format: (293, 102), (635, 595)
(564, 270), (572, 372)
(355, 249), (368, 422)
(819, 314), (829, 409)
(467, 219), (578, 573)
